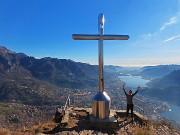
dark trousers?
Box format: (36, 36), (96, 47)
(126, 104), (134, 117)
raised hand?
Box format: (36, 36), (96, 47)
(122, 84), (126, 91)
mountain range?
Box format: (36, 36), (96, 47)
(137, 65), (180, 79)
(0, 46), (102, 105)
(1, 46), (180, 106)
(0, 46), (101, 87)
(142, 69), (180, 106)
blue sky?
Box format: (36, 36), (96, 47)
(0, 0), (180, 66)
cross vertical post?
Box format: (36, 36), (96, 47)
(98, 14), (104, 93)
(72, 13), (129, 119)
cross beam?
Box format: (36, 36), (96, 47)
(72, 13), (129, 119)
(72, 34), (129, 40)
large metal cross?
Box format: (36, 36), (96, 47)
(72, 13), (129, 119)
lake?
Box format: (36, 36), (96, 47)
(162, 104), (180, 124)
(118, 74), (150, 90)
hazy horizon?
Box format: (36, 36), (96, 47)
(2, 44), (180, 68)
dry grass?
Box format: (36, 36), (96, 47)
(134, 127), (151, 135)
(153, 120), (173, 129)
(0, 120), (57, 135)
(29, 120), (58, 134)
(0, 127), (33, 135)
(0, 115), (179, 135)
(0, 128), (11, 135)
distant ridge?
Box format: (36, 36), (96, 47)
(0, 46), (100, 105)
(0, 46), (99, 87)
(142, 70), (180, 106)
(138, 65), (180, 79)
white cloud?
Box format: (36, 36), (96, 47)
(160, 17), (177, 31)
(163, 35), (180, 42)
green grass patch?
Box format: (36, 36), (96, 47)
(0, 102), (22, 114)
(0, 106), (21, 111)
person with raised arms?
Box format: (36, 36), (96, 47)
(123, 84), (140, 119)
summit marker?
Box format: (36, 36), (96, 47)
(72, 13), (129, 119)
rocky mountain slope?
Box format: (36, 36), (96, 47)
(20, 57), (98, 88)
(0, 46), (101, 105)
(138, 65), (180, 79)
(142, 70), (180, 106)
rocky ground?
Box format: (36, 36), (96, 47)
(0, 105), (179, 135)
(40, 108), (180, 135)
(0, 102), (58, 131)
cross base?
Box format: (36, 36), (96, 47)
(89, 112), (118, 129)
(92, 91), (111, 119)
